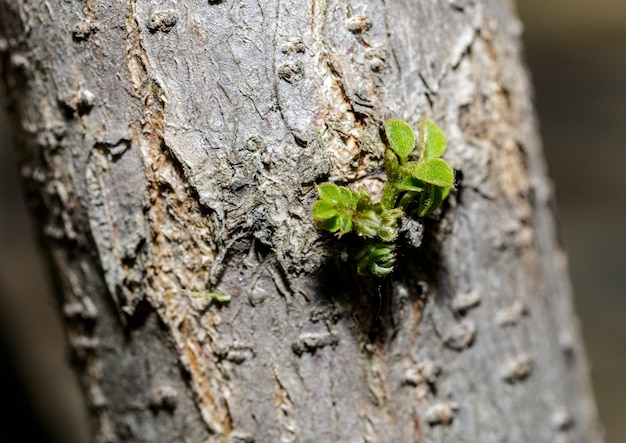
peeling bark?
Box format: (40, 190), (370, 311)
(0, 1), (602, 442)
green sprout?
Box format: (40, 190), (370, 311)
(169, 280), (232, 303)
(312, 117), (455, 276)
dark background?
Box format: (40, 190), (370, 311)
(1, 1), (624, 441)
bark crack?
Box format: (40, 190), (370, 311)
(121, 0), (232, 437)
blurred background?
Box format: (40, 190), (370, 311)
(0, 1), (624, 441)
(518, 0), (626, 440)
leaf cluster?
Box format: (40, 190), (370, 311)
(312, 117), (454, 276)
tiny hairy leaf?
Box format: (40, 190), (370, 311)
(316, 182), (342, 203)
(354, 209), (382, 238)
(339, 213), (353, 234)
(357, 241), (396, 276)
(200, 292), (232, 303)
(418, 185), (445, 216)
(312, 182), (361, 236)
(320, 216), (342, 232)
(170, 280), (232, 303)
(408, 158), (455, 189)
(398, 191), (420, 212)
(419, 117), (447, 160)
(378, 208), (402, 242)
(398, 176), (425, 193)
(339, 186), (356, 205)
(356, 193), (376, 212)
(311, 200), (337, 221)
(385, 119), (415, 160)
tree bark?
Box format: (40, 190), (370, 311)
(0, 0), (602, 442)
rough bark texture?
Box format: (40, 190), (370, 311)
(0, 0), (603, 442)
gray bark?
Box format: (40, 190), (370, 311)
(0, 0), (602, 442)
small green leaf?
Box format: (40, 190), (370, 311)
(398, 176), (425, 193)
(339, 186), (356, 207)
(170, 281), (232, 304)
(356, 193), (375, 212)
(356, 241), (396, 276)
(320, 215), (341, 232)
(371, 263), (394, 276)
(316, 183), (341, 203)
(418, 185), (445, 216)
(200, 292), (232, 303)
(378, 208), (402, 242)
(312, 183), (360, 235)
(409, 158), (455, 189)
(385, 119), (415, 160)
(311, 200), (338, 221)
(339, 212), (353, 235)
(398, 191), (420, 212)
(354, 209), (382, 238)
(419, 117), (447, 160)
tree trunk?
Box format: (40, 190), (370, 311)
(0, 0), (602, 442)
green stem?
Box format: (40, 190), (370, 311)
(381, 149), (402, 210)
